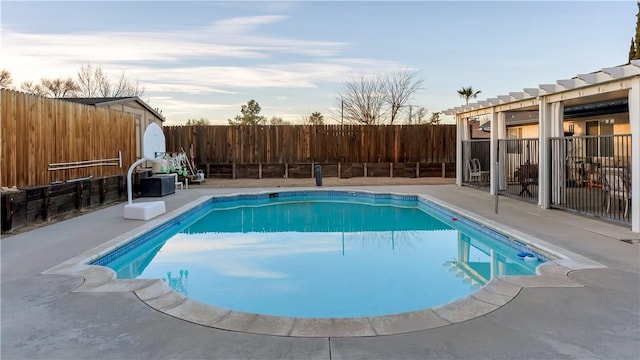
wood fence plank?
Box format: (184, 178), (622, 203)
(161, 124), (456, 168)
(0, 91), (137, 188)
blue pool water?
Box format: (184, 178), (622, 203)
(96, 191), (547, 318)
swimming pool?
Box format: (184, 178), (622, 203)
(93, 190), (551, 319)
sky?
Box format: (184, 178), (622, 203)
(1, 1), (637, 125)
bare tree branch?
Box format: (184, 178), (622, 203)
(336, 69), (423, 125)
(20, 81), (46, 96)
(38, 77), (80, 97)
(0, 69), (13, 88)
(77, 64), (97, 97)
(384, 68), (423, 124)
(77, 64), (145, 97)
(338, 74), (387, 125)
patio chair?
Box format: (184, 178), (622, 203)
(603, 169), (630, 218)
(472, 159), (490, 183)
(466, 158), (489, 184)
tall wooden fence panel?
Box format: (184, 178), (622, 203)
(1, 89), (137, 189)
(163, 124), (456, 164)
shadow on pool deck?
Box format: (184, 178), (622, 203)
(1, 183), (639, 359)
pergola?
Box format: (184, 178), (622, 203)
(444, 61), (640, 233)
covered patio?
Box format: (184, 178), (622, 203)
(445, 61), (639, 232)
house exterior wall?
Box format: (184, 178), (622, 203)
(568, 113), (629, 136)
(506, 112), (630, 138)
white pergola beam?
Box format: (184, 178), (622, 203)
(524, 88), (541, 97)
(557, 78), (587, 89)
(443, 62), (640, 118)
(540, 84), (566, 93)
(602, 66), (625, 78)
(576, 73), (599, 84)
(509, 92), (526, 100)
(602, 64), (640, 78)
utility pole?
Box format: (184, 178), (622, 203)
(341, 99), (344, 128)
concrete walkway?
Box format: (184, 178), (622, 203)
(2, 181), (639, 359)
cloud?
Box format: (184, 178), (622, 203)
(152, 232), (343, 279)
(144, 82), (239, 95)
(1, 13), (407, 123)
(1, 22), (360, 92)
(207, 15), (288, 34)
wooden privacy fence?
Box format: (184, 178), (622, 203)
(1, 89), (137, 189)
(164, 124), (456, 164)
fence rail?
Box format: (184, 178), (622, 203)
(550, 134), (632, 224)
(499, 138), (540, 202)
(1, 89), (137, 189)
(163, 124), (456, 165)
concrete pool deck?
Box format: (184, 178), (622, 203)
(2, 180), (639, 359)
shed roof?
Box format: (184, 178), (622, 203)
(64, 96), (165, 121)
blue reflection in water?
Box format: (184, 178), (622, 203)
(104, 200), (540, 318)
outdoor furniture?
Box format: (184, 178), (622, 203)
(466, 158), (490, 184)
(140, 175), (176, 197)
(515, 163), (538, 196)
(603, 167), (630, 218)
(168, 173), (186, 190)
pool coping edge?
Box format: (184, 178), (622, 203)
(42, 189), (606, 338)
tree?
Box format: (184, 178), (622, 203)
(337, 69), (423, 125)
(20, 81), (46, 96)
(269, 116), (290, 125)
(457, 86), (481, 105)
(406, 105), (426, 124)
(20, 77), (79, 97)
(41, 77), (80, 97)
(228, 99), (266, 125)
(630, 1), (640, 62)
(338, 75), (387, 125)
(186, 118), (209, 126)
(384, 68), (423, 124)
(426, 112), (441, 125)
(77, 64), (145, 97)
(304, 111), (324, 125)
(0, 69), (12, 88)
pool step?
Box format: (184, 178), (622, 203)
(135, 279), (186, 310)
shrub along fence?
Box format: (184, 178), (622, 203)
(164, 124), (456, 179)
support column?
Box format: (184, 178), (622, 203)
(490, 110), (498, 195)
(538, 97), (550, 208)
(629, 78), (640, 233)
(549, 102), (565, 207)
(496, 112), (507, 191)
(456, 115), (468, 186)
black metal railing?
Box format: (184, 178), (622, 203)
(550, 134), (631, 224)
(498, 138), (540, 203)
(461, 139), (490, 189)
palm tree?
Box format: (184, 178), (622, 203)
(457, 86), (482, 105)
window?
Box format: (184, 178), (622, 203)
(506, 127), (522, 154)
(586, 119), (614, 158)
